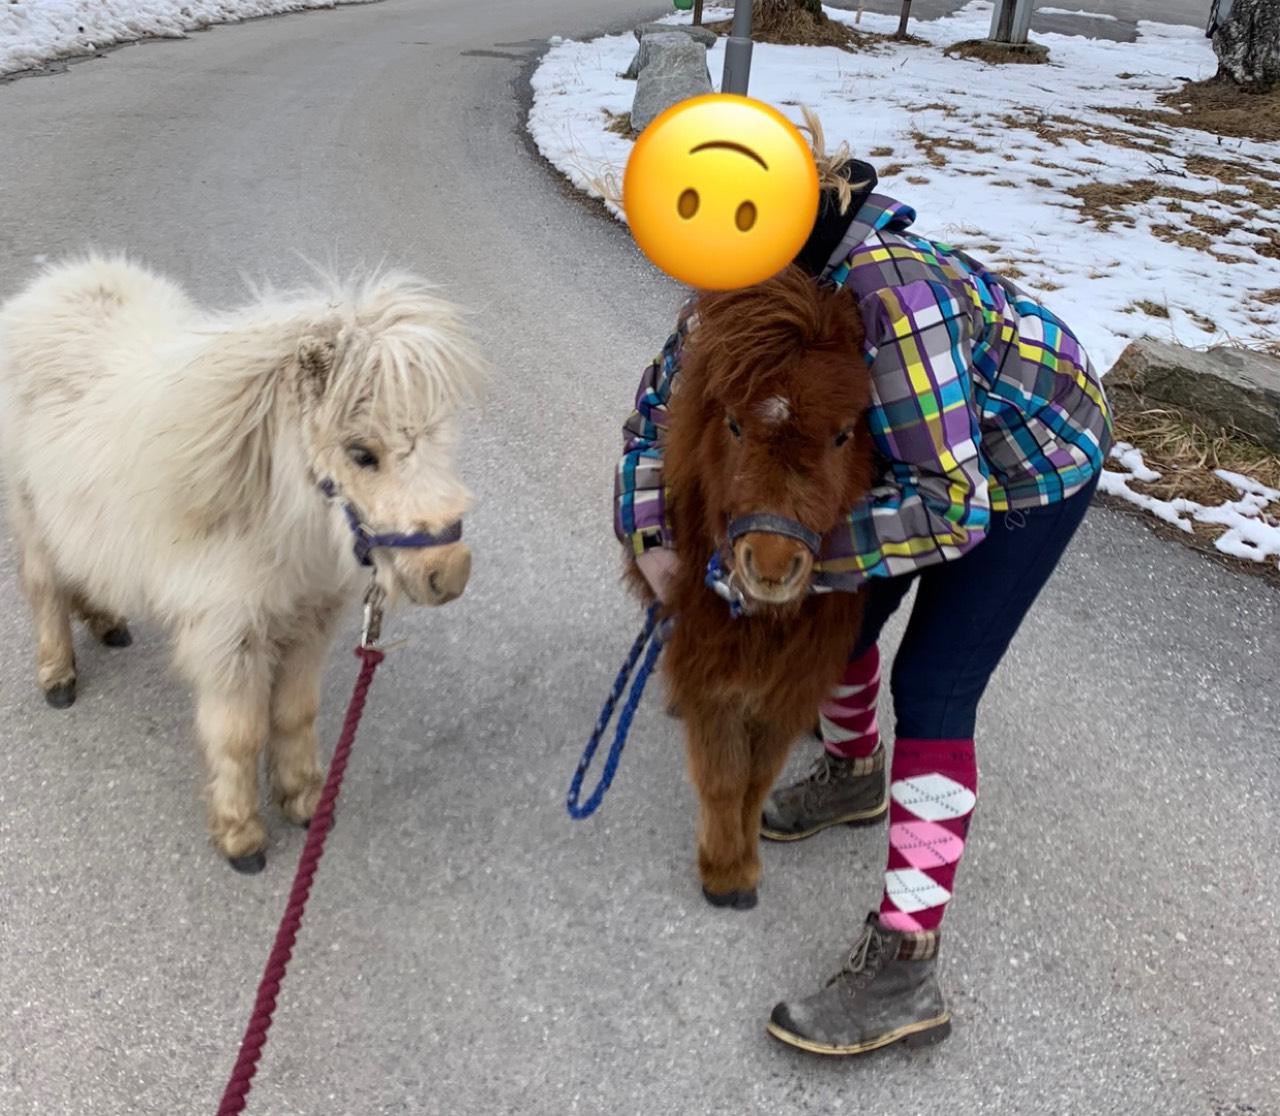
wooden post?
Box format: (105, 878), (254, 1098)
(693, 0), (704, 26)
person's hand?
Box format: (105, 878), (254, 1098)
(635, 547), (679, 604)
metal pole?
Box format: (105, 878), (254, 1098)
(721, 0), (753, 95)
(1011, 0), (1035, 43)
(989, 0), (1014, 41)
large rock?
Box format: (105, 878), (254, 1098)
(623, 21), (717, 78)
(630, 34), (714, 133)
(1108, 339), (1280, 452)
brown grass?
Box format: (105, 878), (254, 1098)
(879, 163), (906, 177)
(1109, 406), (1280, 506)
(1255, 288), (1280, 305)
(1130, 299), (1170, 319)
(707, 4), (880, 51)
(945, 39), (1048, 65)
(1113, 77), (1280, 144)
(906, 175), (931, 185)
(869, 146), (895, 158)
(603, 110), (635, 138)
(1067, 180), (1201, 230)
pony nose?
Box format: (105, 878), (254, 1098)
(738, 535), (810, 590)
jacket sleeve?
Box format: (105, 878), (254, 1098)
(817, 279), (991, 586)
(613, 302), (695, 555)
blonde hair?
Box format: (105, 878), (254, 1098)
(595, 106), (866, 214)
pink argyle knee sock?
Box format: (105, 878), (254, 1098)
(878, 738), (978, 932)
(820, 645), (881, 760)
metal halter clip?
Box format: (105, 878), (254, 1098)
(361, 581), (386, 649)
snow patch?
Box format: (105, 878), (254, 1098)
(1039, 8), (1120, 20)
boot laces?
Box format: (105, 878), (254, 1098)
(800, 752), (840, 807)
(827, 924), (887, 989)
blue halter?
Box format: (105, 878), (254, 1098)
(319, 478), (463, 568)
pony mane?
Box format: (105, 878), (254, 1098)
(687, 265), (862, 400)
(168, 266), (486, 535)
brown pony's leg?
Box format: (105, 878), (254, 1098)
(739, 723), (796, 883)
(686, 703), (758, 907)
(177, 622), (272, 872)
(268, 604), (339, 827)
(11, 492), (77, 707)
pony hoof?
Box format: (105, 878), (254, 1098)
(44, 681), (77, 709)
(702, 885), (758, 910)
(101, 626), (133, 648)
(228, 851), (267, 875)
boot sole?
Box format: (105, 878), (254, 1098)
(760, 799), (888, 843)
(766, 1012), (951, 1056)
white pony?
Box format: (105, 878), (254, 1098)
(0, 255), (484, 872)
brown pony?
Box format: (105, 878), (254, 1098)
(656, 265), (876, 909)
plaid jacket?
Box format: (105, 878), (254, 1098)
(614, 193), (1112, 590)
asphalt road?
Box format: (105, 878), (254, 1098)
(1, 2), (1277, 1115)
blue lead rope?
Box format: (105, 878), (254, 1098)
(566, 604), (669, 820)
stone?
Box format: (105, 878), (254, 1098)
(630, 35), (714, 133)
(623, 22), (716, 80)
(1107, 339), (1280, 452)
(633, 21), (717, 46)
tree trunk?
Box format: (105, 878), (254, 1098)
(896, 0), (913, 38)
(1212, 0), (1280, 90)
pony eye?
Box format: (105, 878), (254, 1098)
(834, 428), (853, 448)
(726, 415), (742, 438)
(346, 445), (380, 470)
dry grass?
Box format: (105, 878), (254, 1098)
(906, 174), (931, 185)
(1109, 407), (1280, 509)
(603, 110), (635, 138)
(1256, 288), (1280, 305)
(1067, 180), (1201, 230)
(869, 146), (895, 158)
(879, 162), (906, 177)
(1114, 77), (1280, 144)
(1129, 299), (1170, 319)
(706, 4), (882, 51)
(944, 38), (1048, 65)
(907, 128), (980, 169)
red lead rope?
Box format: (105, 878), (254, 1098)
(216, 645), (386, 1116)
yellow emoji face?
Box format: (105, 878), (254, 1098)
(623, 94), (820, 291)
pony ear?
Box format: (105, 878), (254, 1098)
(297, 335), (336, 398)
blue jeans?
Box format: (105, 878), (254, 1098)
(850, 476), (1099, 740)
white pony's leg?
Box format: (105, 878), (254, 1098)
(10, 487), (78, 708)
(177, 620), (272, 871)
(71, 591), (132, 649)
(268, 600), (341, 826)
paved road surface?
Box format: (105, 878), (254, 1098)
(1, 2), (1276, 1114)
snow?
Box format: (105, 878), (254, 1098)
(1101, 444), (1280, 568)
(0, 0), (373, 76)
(527, 2), (1280, 375)
(1038, 8), (1119, 20)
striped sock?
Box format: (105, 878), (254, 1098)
(878, 738), (977, 933)
(820, 645), (881, 761)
